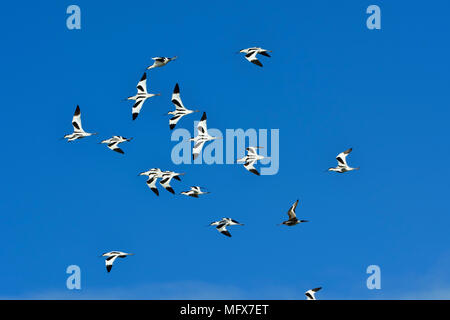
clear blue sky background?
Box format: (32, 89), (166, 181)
(0, 1), (449, 299)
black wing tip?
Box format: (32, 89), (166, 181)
(222, 231), (232, 237)
(250, 169), (260, 176)
(200, 112), (207, 121)
(252, 60), (263, 67)
(74, 105), (81, 115)
(173, 176), (181, 181)
(140, 72), (147, 80)
(106, 265), (112, 272)
(132, 113), (138, 120)
(167, 187), (175, 194)
(114, 148), (124, 154)
(151, 188), (159, 196)
(170, 124), (176, 130)
(173, 83), (180, 93)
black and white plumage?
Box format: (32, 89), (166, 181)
(63, 105), (97, 142)
(279, 200), (309, 226)
(101, 251), (134, 273)
(139, 168), (163, 196)
(159, 171), (184, 194)
(209, 218), (244, 237)
(238, 47), (272, 67)
(180, 186), (210, 198)
(190, 112), (221, 160)
(167, 83), (199, 130)
(236, 147), (266, 176)
(147, 56), (177, 70)
(305, 287), (322, 300)
(328, 148), (360, 173)
(126, 73), (160, 120)
(99, 136), (132, 154)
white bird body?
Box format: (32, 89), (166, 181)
(328, 148), (359, 173)
(167, 83), (199, 130)
(305, 287), (322, 300)
(101, 251), (134, 273)
(238, 47), (272, 67)
(126, 73), (160, 120)
(280, 200), (309, 226)
(147, 56), (177, 70)
(237, 147), (266, 176)
(190, 112), (221, 160)
(63, 105), (97, 142)
(209, 218), (244, 237)
(100, 136), (132, 154)
(181, 186), (210, 198)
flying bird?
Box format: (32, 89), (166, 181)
(279, 200), (309, 226)
(99, 136), (132, 154)
(159, 171), (184, 194)
(236, 147), (266, 176)
(126, 73), (160, 120)
(209, 218), (244, 237)
(147, 56), (177, 70)
(181, 186), (210, 198)
(166, 83), (200, 130)
(327, 148), (359, 173)
(190, 112), (221, 160)
(238, 47), (272, 67)
(305, 287), (322, 300)
(101, 251), (134, 273)
(139, 168), (163, 196)
(63, 105), (97, 142)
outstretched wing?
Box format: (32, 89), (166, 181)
(336, 148), (352, 167)
(72, 105), (84, 133)
(197, 112), (208, 135)
(132, 98), (146, 120)
(136, 73), (147, 94)
(105, 255), (118, 273)
(243, 159), (260, 176)
(169, 115), (183, 130)
(146, 176), (159, 196)
(216, 224), (231, 237)
(107, 141), (124, 154)
(192, 140), (206, 160)
(287, 200), (299, 220)
(171, 83), (186, 111)
(246, 147), (261, 155)
(245, 51), (263, 67)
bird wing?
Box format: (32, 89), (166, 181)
(287, 200), (299, 220)
(259, 51), (271, 57)
(159, 175), (175, 194)
(245, 51), (263, 67)
(146, 176), (159, 196)
(197, 112), (208, 135)
(246, 147), (259, 155)
(169, 115), (183, 130)
(132, 98), (146, 120)
(152, 57), (166, 62)
(72, 105), (84, 133)
(305, 291), (315, 300)
(336, 148), (352, 167)
(171, 83), (186, 110)
(243, 159), (260, 176)
(216, 223), (231, 237)
(107, 141), (124, 154)
(136, 73), (147, 94)
(105, 255), (118, 272)
(192, 140), (206, 160)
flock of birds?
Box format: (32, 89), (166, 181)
(62, 47), (359, 300)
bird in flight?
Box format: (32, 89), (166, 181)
(237, 47), (272, 67)
(159, 171), (184, 194)
(327, 148), (359, 173)
(237, 147), (266, 176)
(279, 200), (309, 226)
(209, 218), (244, 237)
(305, 287), (322, 300)
(190, 112), (221, 160)
(126, 73), (160, 120)
(63, 105), (97, 142)
(147, 56), (177, 70)
(139, 168), (164, 196)
(181, 186), (210, 198)
(101, 251), (134, 273)
(166, 83), (199, 130)
(99, 136), (132, 154)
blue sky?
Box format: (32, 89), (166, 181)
(1, 1), (449, 299)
